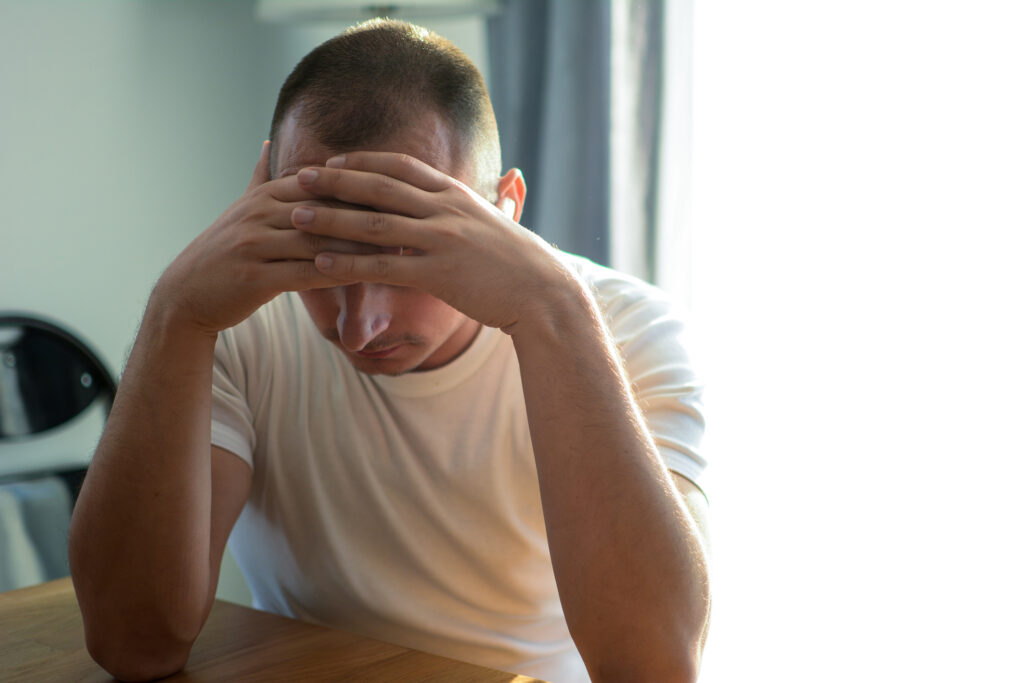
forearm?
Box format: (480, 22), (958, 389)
(511, 278), (710, 681)
(69, 297), (219, 678)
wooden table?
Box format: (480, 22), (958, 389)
(0, 578), (544, 681)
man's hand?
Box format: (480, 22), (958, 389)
(288, 152), (569, 333)
(152, 142), (374, 335)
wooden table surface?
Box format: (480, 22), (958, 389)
(0, 578), (544, 682)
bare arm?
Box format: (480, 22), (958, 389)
(509, 277), (710, 682)
(69, 324), (251, 679)
(294, 151), (711, 681)
(68, 143), (343, 680)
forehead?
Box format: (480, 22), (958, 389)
(273, 109), (464, 181)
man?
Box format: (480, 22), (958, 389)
(69, 19), (710, 683)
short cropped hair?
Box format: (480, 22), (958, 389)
(269, 19), (501, 200)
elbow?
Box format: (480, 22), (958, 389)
(76, 589), (203, 682)
(580, 618), (708, 683)
(70, 556), (206, 679)
(83, 626), (194, 682)
(587, 654), (702, 683)
(666, 656), (702, 683)
(74, 598), (203, 681)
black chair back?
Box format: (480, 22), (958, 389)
(0, 314), (116, 440)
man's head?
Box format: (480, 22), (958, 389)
(269, 18), (501, 201)
(268, 20), (518, 375)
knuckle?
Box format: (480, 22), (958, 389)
(239, 204), (262, 224)
(295, 259), (319, 281)
(373, 255), (390, 277)
(238, 264), (261, 284)
(305, 232), (324, 253)
(436, 256), (456, 276)
(245, 203), (276, 229)
(329, 173), (348, 195)
(431, 218), (460, 241)
(443, 188), (473, 216)
(365, 211), (388, 235)
(231, 232), (260, 254)
(334, 254), (357, 276)
(395, 153), (418, 172)
(372, 173), (399, 198)
(448, 182), (471, 198)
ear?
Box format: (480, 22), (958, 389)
(496, 168), (526, 223)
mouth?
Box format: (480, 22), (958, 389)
(355, 345), (402, 359)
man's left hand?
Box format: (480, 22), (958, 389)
(291, 151), (567, 334)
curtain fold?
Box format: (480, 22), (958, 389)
(609, 0), (663, 281)
(488, 0), (690, 303)
(0, 477), (72, 592)
(488, 0), (612, 266)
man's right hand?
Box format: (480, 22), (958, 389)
(150, 141), (370, 335)
(70, 142), (349, 681)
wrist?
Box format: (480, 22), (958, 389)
(143, 285), (221, 348)
(506, 267), (602, 345)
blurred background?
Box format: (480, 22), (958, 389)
(2, 1), (1023, 681)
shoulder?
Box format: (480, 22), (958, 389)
(556, 252), (682, 340)
(558, 252), (708, 486)
(214, 293), (319, 385)
(212, 293), (331, 428)
(218, 293), (309, 353)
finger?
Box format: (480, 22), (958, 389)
(290, 205), (429, 250)
(247, 141), (271, 192)
(259, 176), (383, 206)
(257, 229), (384, 261)
(296, 166), (436, 219)
(325, 151), (453, 193)
(313, 251), (420, 287)
(242, 193), (359, 234)
(263, 157), (407, 203)
(260, 259), (341, 292)
(259, 175), (327, 204)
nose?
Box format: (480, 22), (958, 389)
(336, 283), (392, 352)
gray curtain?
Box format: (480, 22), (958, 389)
(488, 0), (680, 289)
(487, 0), (613, 266)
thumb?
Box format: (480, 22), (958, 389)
(247, 140), (271, 192)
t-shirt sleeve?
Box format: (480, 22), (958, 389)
(211, 328), (256, 469)
(583, 262), (707, 490)
(620, 304), (707, 487)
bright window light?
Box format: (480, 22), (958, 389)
(691, 2), (1024, 681)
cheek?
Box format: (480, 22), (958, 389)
(298, 290), (341, 328)
(398, 293), (458, 328)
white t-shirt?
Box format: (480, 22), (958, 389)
(211, 254), (705, 682)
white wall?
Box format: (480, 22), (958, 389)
(0, 0), (486, 376)
(2, 1), (284, 371)
(0, 0), (487, 605)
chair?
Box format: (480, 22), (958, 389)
(0, 313), (116, 591)
(1, 314), (115, 436)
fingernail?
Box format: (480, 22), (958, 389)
(326, 155), (346, 168)
(316, 253), (334, 269)
(293, 207), (314, 224)
(297, 168), (318, 184)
